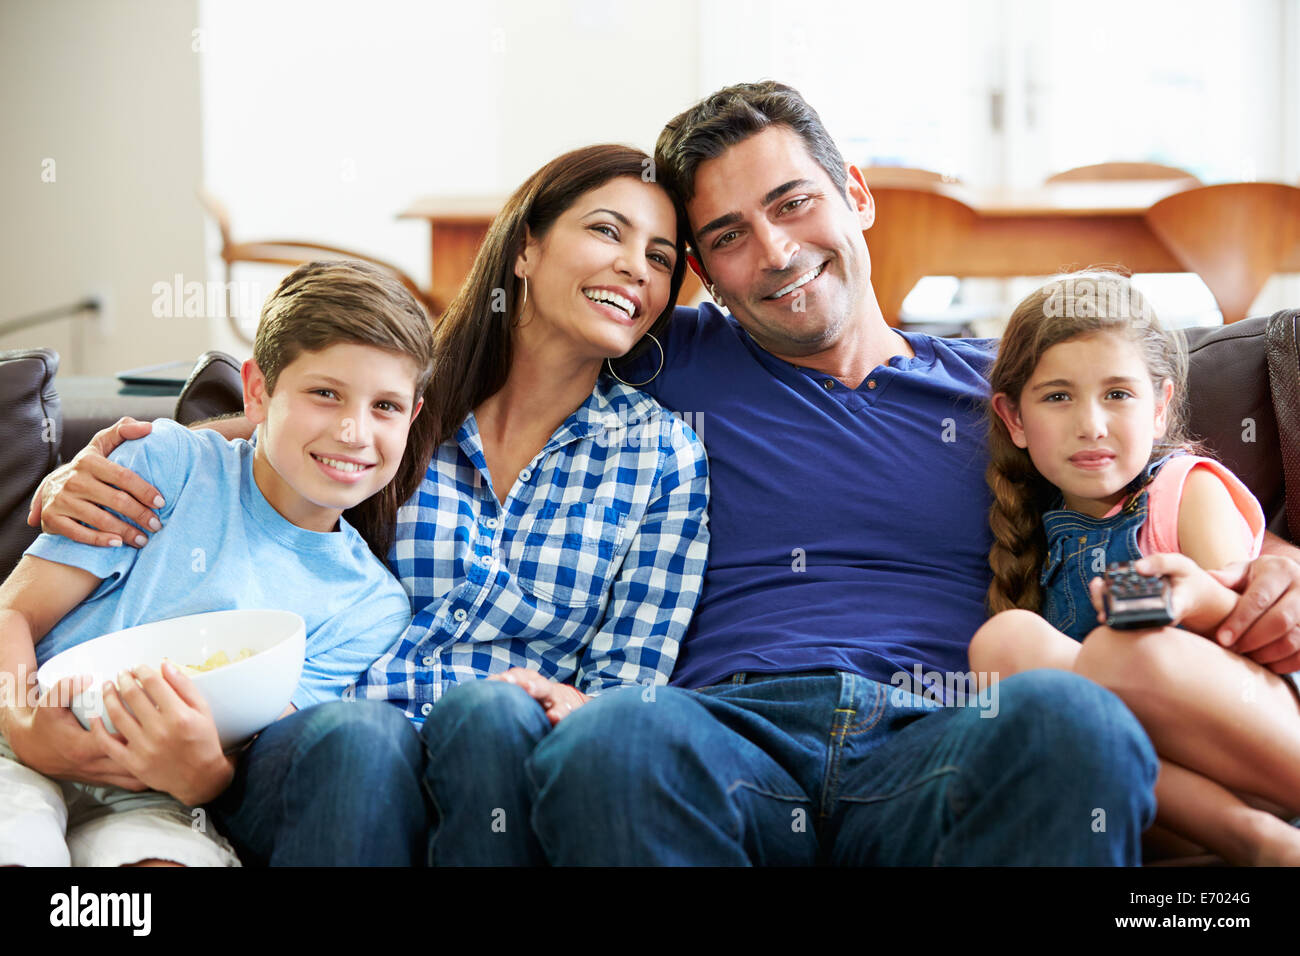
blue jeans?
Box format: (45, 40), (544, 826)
(208, 700), (430, 866)
(526, 669), (1159, 865)
(420, 680), (551, 866)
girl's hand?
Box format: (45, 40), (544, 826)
(90, 662), (234, 806)
(1087, 552), (1236, 637)
(488, 667), (591, 726)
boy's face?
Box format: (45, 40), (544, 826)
(243, 342), (423, 532)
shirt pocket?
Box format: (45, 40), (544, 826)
(515, 503), (628, 608)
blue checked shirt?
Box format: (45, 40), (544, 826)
(356, 376), (711, 724)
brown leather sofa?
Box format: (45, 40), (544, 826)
(0, 312), (1297, 868)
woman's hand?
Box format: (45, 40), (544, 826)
(90, 662), (234, 806)
(4, 675), (148, 790)
(1087, 552), (1237, 637)
(28, 417), (163, 548)
(488, 667), (590, 726)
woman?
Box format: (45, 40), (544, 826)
(28, 144), (711, 866)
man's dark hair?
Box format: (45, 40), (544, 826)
(655, 80), (849, 243)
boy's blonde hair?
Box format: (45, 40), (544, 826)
(253, 260), (436, 559)
(985, 269), (1199, 615)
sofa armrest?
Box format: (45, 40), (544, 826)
(0, 349), (62, 581)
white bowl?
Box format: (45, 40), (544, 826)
(37, 609), (305, 750)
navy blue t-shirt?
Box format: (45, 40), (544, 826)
(628, 304), (998, 691)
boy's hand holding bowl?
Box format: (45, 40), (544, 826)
(37, 609), (306, 804)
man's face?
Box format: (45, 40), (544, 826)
(686, 125), (875, 357)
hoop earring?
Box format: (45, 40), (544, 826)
(605, 332), (664, 388)
(513, 275), (531, 328)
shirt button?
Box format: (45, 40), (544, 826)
(420, 703), (433, 717)
(822, 379), (835, 390)
(422, 656), (435, 666)
(453, 608), (468, 622)
(479, 554), (493, 567)
(484, 516), (498, 529)
(867, 379), (877, 390)
(519, 468), (532, 482)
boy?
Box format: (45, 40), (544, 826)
(0, 260), (434, 867)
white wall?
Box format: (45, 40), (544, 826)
(197, 0), (702, 356)
(0, 0), (211, 376)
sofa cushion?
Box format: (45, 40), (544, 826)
(1182, 317), (1287, 540)
(0, 349), (62, 581)
(174, 350), (243, 425)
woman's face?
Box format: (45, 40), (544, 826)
(516, 176), (678, 362)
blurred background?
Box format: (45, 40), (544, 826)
(2, 0), (1299, 376)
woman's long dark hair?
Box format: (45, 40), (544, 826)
(426, 144), (689, 444)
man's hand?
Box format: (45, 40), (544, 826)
(28, 417), (163, 549)
(488, 667), (590, 726)
(4, 675), (148, 790)
(91, 662), (234, 806)
(1208, 555), (1300, 675)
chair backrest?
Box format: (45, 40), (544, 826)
(1045, 162), (1201, 184)
(862, 166), (960, 188)
(1145, 183), (1300, 324)
(196, 188), (435, 340)
(196, 187), (235, 254)
(862, 187), (976, 325)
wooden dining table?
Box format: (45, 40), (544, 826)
(401, 179), (1300, 325)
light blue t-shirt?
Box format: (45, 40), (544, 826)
(26, 419), (412, 710)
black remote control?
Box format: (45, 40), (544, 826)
(1101, 561), (1175, 630)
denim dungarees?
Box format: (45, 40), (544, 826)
(1040, 453), (1180, 642)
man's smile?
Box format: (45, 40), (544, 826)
(764, 260), (828, 301)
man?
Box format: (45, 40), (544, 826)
(514, 81), (1300, 864)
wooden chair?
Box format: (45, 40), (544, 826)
(1046, 162), (1201, 184)
(198, 189), (434, 342)
(1145, 183), (1300, 324)
(863, 187), (978, 327)
(862, 166), (960, 188)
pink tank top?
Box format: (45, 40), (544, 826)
(1102, 455), (1265, 559)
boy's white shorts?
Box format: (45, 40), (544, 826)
(0, 736), (241, 867)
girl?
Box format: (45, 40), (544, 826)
(971, 270), (1300, 866)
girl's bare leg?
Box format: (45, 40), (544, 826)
(1150, 759), (1300, 866)
(971, 611), (1300, 864)
(1074, 625), (1300, 816)
(969, 609), (1082, 688)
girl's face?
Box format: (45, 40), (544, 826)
(992, 331), (1175, 519)
(515, 176), (678, 365)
